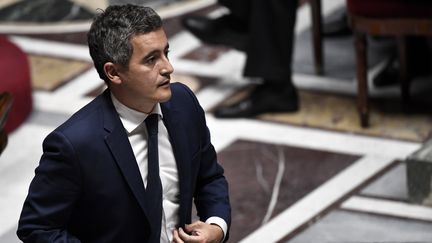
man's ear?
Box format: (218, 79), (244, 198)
(103, 62), (122, 84)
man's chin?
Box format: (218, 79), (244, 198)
(158, 89), (172, 103)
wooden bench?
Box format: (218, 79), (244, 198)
(0, 92), (13, 155)
(347, 0), (432, 127)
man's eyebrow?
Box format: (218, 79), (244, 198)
(143, 43), (170, 60)
(143, 50), (158, 60)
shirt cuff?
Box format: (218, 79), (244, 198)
(205, 216), (227, 242)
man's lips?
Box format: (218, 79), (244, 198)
(158, 80), (170, 87)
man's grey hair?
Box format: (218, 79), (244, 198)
(87, 4), (163, 83)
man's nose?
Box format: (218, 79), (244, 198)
(160, 57), (174, 75)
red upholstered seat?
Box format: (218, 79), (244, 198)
(0, 35), (32, 133)
(347, 0), (432, 18)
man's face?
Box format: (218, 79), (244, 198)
(114, 28), (174, 113)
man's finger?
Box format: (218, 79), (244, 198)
(178, 227), (194, 241)
(172, 229), (184, 243)
(184, 221), (203, 233)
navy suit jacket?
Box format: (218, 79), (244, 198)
(17, 83), (231, 242)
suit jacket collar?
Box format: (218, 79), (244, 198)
(100, 89), (191, 228)
(100, 90), (152, 222)
(160, 99), (191, 226)
(110, 93), (164, 134)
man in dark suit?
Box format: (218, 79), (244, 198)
(17, 4), (230, 243)
(183, 0), (299, 118)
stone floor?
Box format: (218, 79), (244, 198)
(1, 0), (432, 242)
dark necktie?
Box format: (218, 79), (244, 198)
(145, 114), (163, 242)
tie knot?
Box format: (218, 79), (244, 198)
(145, 114), (159, 136)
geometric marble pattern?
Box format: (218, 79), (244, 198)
(218, 140), (359, 242)
(29, 54), (92, 91)
(283, 159), (432, 242)
(288, 209), (432, 242)
(259, 93), (432, 143)
(182, 45), (230, 63)
(360, 161), (409, 201)
(215, 89), (432, 142)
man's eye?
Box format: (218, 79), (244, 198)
(146, 56), (156, 64)
(165, 50), (170, 58)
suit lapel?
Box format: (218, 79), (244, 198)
(100, 91), (150, 219)
(99, 89), (193, 227)
(161, 102), (191, 225)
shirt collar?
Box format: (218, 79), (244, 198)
(110, 92), (163, 134)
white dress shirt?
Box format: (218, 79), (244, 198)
(111, 94), (227, 242)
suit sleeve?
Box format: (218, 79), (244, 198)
(180, 85), (231, 238)
(17, 130), (82, 243)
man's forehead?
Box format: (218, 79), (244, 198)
(131, 29), (168, 48)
